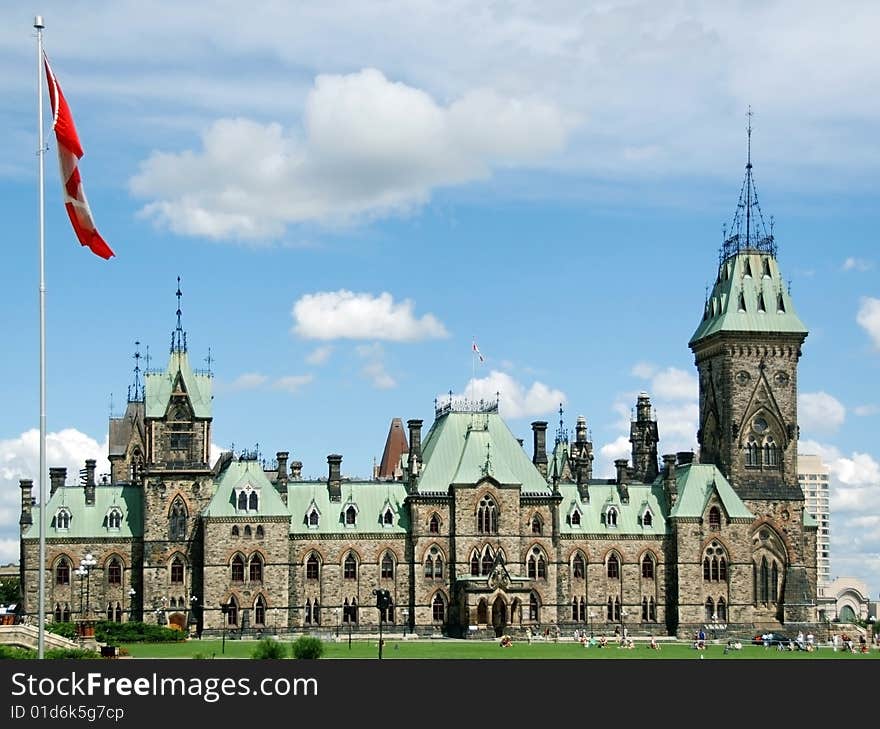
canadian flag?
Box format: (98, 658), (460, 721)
(44, 53), (114, 260)
(472, 340), (484, 363)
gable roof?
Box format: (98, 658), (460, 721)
(669, 463), (754, 520)
(287, 481), (409, 535)
(202, 458), (288, 517)
(24, 485), (143, 539)
(377, 418), (408, 479)
(145, 350), (212, 419)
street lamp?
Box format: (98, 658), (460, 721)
(868, 615), (875, 652)
(402, 608), (409, 637)
(78, 552), (96, 617)
(620, 608), (628, 644)
(128, 588), (136, 622)
(220, 602), (230, 654)
(589, 610), (595, 638)
(273, 608), (279, 636)
(334, 607), (340, 638)
(75, 565), (88, 617)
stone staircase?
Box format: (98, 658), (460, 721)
(0, 624), (81, 651)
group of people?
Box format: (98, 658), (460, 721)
(833, 633), (870, 654)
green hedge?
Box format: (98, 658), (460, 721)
(95, 621), (186, 644)
(45, 621), (78, 640)
(0, 645), (99, 660)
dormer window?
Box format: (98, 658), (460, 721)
(743, 258), (752, 278)
(344, 504), (358, 527)
(605, 506), (618, 528)
(308, 510), (319, 528)
(55, 508), (71, 531)
(107, 507), (123, 531)
(234, 484), (260, 513)
(641, 508), (653, 528)
(569, 507), (582, 528)
(382, 506), (394, 526)
(762, 258), (772, 278)
(738, 292), (747, 312)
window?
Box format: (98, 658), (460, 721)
(745, 436), (760, 467)
(527, 547), (546, 580)
(313, 600), (320, 626)
(171, 556), (184, 584)
(719, 558), (727, 582)
(642, 597), (648, 621)
(383, 508), (394, 526)
(572, 552), (585, 579)
(704, 542), (727, 582)
(237, 492), (247, 510)
(765, 437), (779, 467)
(572, 598), (579, 621)
(711, 557), (719, 581)
(705, 597), (715, 623)
(642, 511), (653, 527)
(531, 515), (542, 534)
(306, 554), (320, 580)
(649, 597), (656, 622)
(717, 598), (727, 622)
(249, 555), (263, 582)
(343, 598), (358, 624)
(607, 596), (613, 620)
(433, 552), (443, 579)
(254, 596), (266, 625)
(56, 509), (70, 530)
(107, 603), (114, 621)
(248, 491), (258, 511)
(56, 558), (70, 585)
(607, 553), (620, 579)
(108, 558), (122, 585)
(231, 525), (240, 537)
(429, 514), (440, 534)
(107, 508), (122, 530)
(432, 594), (445, 623)
(231, 554), (245, 582)
(470, 553), (480, 577)
(641, 555), (654, 580)
(570, 510), (581, 527)
(477, 599), (488, 624)
(114, 602), (122, 623)
(529, 593), (540, 622)
(381, 552), (394, 580)
(481, 549), (494, 576)
(226, 597), (238, 626)
(703, 557), (711, 581)
(255, 525), (264, 539)
(606, 507), (618, 528)
(345, 505), (357, 526)
(424, 555), (434, 578)
(708, 506), (721, 530)
(343, 553), (357, 580)
(308, 509), (319, 528)
(770, 562), (778, 603)
(169, 498), (187, 541)
(579, 598), (586, 622)
(477, 495), (498, 534)
(244, 525), (252, 539)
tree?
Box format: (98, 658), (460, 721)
(0, 576), (20, 605)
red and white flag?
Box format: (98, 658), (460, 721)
(43, 53), (114, 260)
(472, 340), (484, 363)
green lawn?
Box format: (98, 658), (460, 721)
(118, 638), (880, 660)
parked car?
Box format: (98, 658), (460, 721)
(753, 632), (792, 646)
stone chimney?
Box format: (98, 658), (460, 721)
(676, 451), (694, 466)
(290, 461), (303, 481)
(327, 454), (342, 502)
(531, 421), (548, 477)
(19, 479), (33, 527)
(629, 392), (659, 483)
(49, 467), (66, 496)
(275, 451), (289, 506)
(614, 458), (630, 503)
(407, 419), (423, 473)
(575, 456), (589, 503)
(662, 454), (678, 507)
(84, 459), (96, 506)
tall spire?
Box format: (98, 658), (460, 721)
(171, 276), (187, 353)
(127, 340), (144, 402)
(555, 402), (568, 445)
(719, 107), (776, 264)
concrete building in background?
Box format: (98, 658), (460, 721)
(798, 454), (831, 588)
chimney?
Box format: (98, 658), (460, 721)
(662, 454), (678, 507)
(290, 461), (303, 481)
(575, 415), (588, 444)
(49, 467), (66, 496)
(19, 479), (33, 527)
(531, 421), (548, 477)
(575, 457), (589, 503)
(327, 454), (342, 502)
(84, 459), (96, 506)
(614, 458), (629, 503)
(275, 451), (289, 506)
(676, 451), (694, 466)
(407, 419), (423, 461)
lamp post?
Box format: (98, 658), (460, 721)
(334, 607), (340, 638)
(78, 552), (96, 617)
(402, 608), (409, 637)
(220, 602), (229, 655)
(128, 588), (136, 623)
(589, 610), (595, 639)
(273, 608), (279, 636)
(868, 615), (875, 652)
(620, 608), (628, 644)
(75, 565), (87, 617)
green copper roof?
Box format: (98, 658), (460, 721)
(690, 251), (807, 346)
(416, 410), (550, 494)
(668, 463), (753, 519)
(145, 350), (212, 419)
(557, 482), (668, 535)
(203, 458), (287, 517)
(287, 481), (409, 534)
(803, 509), (817, 528)
(24, 485), (143, 539)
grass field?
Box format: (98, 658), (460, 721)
(118, 637), (880, 660)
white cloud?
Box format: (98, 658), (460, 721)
(130, 68), (569, 239)
(842, 257), (871, 271)
(632, 364), (697, 402)
(305, 346), (333, 365)
(0, 539), (18, 565)
(597, 436), (632, 477)
(453, 370), (565, 419)
(798, 391), (846, 434)
(273, 375), (315, 393)
(225, 373), (269, 391)
(856, 297), (880, 349)
(0, 428), (109, 565)
(356, 344), (396, 389)
(631, 362), (656, 380)
(292, 290), (448, 341)
(799, 439), (880, 490)
(854, 404), (880, 416)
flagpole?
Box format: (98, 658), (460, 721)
(34, 14), (47, 660)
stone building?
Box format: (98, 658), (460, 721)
(19, 151), (818, 639)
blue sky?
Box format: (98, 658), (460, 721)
(1, 1), (878, 598)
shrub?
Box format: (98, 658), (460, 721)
(45, 622), (77, 640)
(252, 637), (287, 660)
(95, 621), (186, 644)
(291, 635), (324, 660)
(45, 648), (100, 660)
(0, 645), (35, 659)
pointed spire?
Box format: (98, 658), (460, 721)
(720, 107), (776, 264)
(171, 276), (187, 353)
(555, 402), (569, 445)
(127, 340), (144, 402)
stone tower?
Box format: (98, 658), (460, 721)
(688, 123), (815, 622)
(629, 392), (659, 483)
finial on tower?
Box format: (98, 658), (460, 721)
(171, 276), (187, 353)
(127, 340), (144, 402)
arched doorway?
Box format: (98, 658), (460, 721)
(168, 612), (186, 631)
(492, 597), (507, 637)
(477, 598), (488, 625)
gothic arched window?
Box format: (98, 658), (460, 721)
(429, 514), (440, 533)
(477, 496), (498, 534)
(249, 554), (263, 582)
(381, 552), (394, 580)
(343, 553), (357, 580)
(170, 556), (184, 584)
(248, 491), (259, 511)
(432, 593), (445, 623)
(107, 558), (122, 585)
(55, 557), (70, 585)
(231, 554), (245, 583)
(607, 553), (620, 579)
(306, 553), (320, 580)
(708, 506), (721, 530)
(254, 595), (266, 625)
(169, 498), (187, 541)
(573, 552), (585, 579)
(641, 554), (654, 579)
